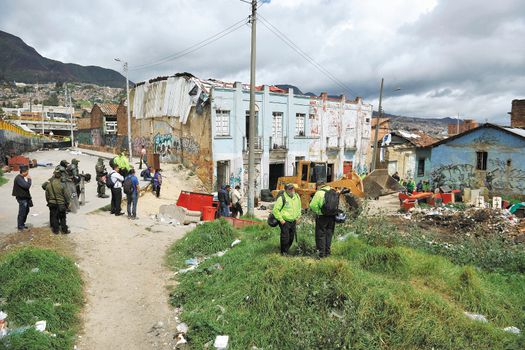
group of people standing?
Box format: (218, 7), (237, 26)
(12, 157), (83, 234)
(392, 171), (431, 193)
(271, 181), (340, 258)
(217, 184), (243, 218)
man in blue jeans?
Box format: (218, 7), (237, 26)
(125, 168), (140, 219)
(11, 165), (32, 231)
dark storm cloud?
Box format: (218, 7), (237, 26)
(0, 0), (523, 122)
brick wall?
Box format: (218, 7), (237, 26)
(90, 105), (103, 129)
(511, 99), (525, 128)
(116, 102), (128, 136)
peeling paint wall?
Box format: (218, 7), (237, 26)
(211, 85), (372, 193)
(430, 127), (525, 195)
(0, 129), (46, 164)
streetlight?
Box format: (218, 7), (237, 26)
(115, 58), (133, 163)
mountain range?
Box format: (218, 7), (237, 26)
(0, 30), (126, 88)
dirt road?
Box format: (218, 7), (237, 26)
(73, 163), (204, 349)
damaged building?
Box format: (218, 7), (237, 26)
(375, 130), (438, 181)
(124, 73), (372, 193)
(430, 123), (525, 196)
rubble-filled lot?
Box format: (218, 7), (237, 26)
(401, 206), (525, 244)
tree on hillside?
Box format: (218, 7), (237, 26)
(43, 93), (59, 106)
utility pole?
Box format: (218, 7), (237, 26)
(69, 87), (74, 146)
(247, 0), (257, 216)
(370, 78), (384, 172)
(456, 113), (460, 134)
(115, 58), (133, 162)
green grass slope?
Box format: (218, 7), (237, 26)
(0, 248), (83, 350)
(167, 218), (525, 349)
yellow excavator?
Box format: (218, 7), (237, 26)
(271, 160), (365, 209)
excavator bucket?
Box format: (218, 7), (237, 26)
(362, 169), (404, 198)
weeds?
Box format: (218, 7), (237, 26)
(0, 248), (83, 350)
(167, 220), (525, 349)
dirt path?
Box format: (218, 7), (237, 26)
(73, 165), (203, 349)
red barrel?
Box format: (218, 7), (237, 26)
(202, 206), (217, 221)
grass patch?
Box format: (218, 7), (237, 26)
(0, 169), (7, 187)
(167, 219), (525, 349)
(166, 218), (238, 269)
(0, 248), (83, 350)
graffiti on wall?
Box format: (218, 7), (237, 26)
(76, 131), (93, 146)
(153, 133), (201, 159)
(486, 158), (525, 192)
(431, 163), (477, 189)
(153, 133), (173, 157)
(431, 159), (525, 193)
(229, 167), (242, 187)
(132, 137), (151, 155)
(91, 129), (102, 146)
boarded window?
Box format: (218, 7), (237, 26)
(476, 151), (487, 170)
(295, 113), (306, 136)
(417, 158), (425, 177)
(215, 110), (230, 136)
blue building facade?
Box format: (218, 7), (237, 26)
(430, 124), (525, 195)
(211, 83), (372, 193)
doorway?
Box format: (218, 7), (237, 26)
(216, 160), (230, 190)
(327, 163), (335, 182)
(269, 163), (285, 190)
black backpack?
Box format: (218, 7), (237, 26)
(321, 188), (339, 216)
(123, 176), (134, 195)
(106, 172), (115, 189)
(267, 190), (287, 227)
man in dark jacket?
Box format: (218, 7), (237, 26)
(217, 185), (231, 217)
(45, 169), (70, 234)
(12, 165), (32, 231)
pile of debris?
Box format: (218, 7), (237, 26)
(406, 207), (523, 242)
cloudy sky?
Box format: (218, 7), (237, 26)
(1, 0), (524, 123)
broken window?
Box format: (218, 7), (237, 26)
(476, 151), (488, 170)
(215, 110), (230, 137)
(295, 113), (306, 136)
(417, 158), (425, 177)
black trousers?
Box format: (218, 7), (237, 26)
(111, 187), (122, 214)
(315, 215), (336, 258)
(231, 202), (243, 218)
(49, 204), (68, 233)
(279, 220), (297, 254)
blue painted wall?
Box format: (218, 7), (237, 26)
(430, 126), (525, 194)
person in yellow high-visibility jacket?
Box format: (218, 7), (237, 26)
(272, 183), (302, 255)
(113, 148), (132, 177)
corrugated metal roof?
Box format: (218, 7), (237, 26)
(98, 103), (119, 116)
(504, 127), (525, 138)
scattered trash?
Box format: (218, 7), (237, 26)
(214, 335), (229, 349)
(35, 320), (46, 332)
(177, 265), (198, 274)
(503, 326), (521, 334)
(215, 250), (227, 257)
(31, 267), (40, 273)
(0, 311), (7, 338)
(176, 323), (189, 334)
(330, 309), (344, 319)
(175, 334), (188, 346)
(185, 258), (199, 266)
(464, 311), (488, 323)
(31, 213), (39, 217)
(231, 239), (241, 247)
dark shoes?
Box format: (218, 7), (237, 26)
(61, 230), (71, 234)
(115, 212), (124, 216)
(98, 194), (109, 198)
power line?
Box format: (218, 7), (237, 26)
(257, 14), (358, 97)
(129, 17), (249, 71)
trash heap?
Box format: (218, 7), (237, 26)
(406, 206), (524, 242)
